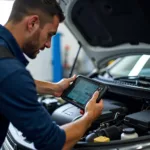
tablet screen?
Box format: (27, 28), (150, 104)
(66, 78), (99, 105)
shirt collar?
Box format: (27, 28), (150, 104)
(0, 25), (29, 66)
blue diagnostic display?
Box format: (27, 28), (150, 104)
(67, 79), (99, 105)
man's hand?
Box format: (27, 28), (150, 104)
(53, 75), (76, 97)
(84, 91), (103, 123)
(34, 75), (76, 96)
(61, 90), (103, 150)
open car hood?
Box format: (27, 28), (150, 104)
(59, 0), (150, 68)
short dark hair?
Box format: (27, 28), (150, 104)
(8, 0), (65, 24)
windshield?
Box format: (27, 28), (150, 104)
(108, 55), (150, 78)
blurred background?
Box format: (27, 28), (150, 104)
(0, 0), (95, 82)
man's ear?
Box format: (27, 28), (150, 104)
(26, 15), (40, 33)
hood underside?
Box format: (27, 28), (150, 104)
(60, 0), (150, 67)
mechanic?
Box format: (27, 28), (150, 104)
(0, 0), (103, 150)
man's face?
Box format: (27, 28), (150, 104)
(23, 15), (59, 59)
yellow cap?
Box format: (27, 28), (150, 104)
(94, 136), (110, 143)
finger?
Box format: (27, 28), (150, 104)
(91, 91), (99, 102)
(68, 74), (76, 82)
(99, 99), (103, 104)
(98, 99), (104, 108)
(72, 74), (76, 79)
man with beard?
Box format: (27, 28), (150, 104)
(0, 0), (104, 150)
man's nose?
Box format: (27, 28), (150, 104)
(45, 40), (51, 48)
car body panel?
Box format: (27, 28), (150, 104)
(59, 0), (150, 68)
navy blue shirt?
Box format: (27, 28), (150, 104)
(0, 25), (66, 150)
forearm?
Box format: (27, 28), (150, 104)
(34, 80), (56, 95)
(61, 113), (92, 150)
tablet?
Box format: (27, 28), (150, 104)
(61, 75), (107, 109)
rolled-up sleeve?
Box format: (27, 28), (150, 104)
(0, 69), (66, 150)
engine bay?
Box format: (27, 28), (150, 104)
(44, 87), (150, 145)
(4, 77), (150, 150)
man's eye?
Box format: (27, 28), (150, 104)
(48, 34), (52, 38)
(47, 34), (51, 39)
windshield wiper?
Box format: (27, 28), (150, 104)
(106, 70), (114, 78)
(114, 76), (150, 87)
